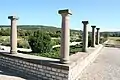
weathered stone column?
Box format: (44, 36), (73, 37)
(96, 28), (100, 45)
(91, 26), (96, 47)
(82, 21), (89, 52)
(58, 9), (72, 63)
(8, 16), (19, 54)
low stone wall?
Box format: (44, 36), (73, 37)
(0, 53), (69, 80)
(0, 44), (103, 80)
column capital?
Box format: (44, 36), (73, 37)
(96, 28), (100, 30)
(8, 16), (19, 20)
(82, 21), (89, 25)
(58, 9), (72, 15)
(91, 25), (96, 28)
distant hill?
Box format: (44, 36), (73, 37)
(0, 25), (82, 33)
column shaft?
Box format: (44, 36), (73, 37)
(60, 15), (70, 63)
(82, 23), (88, 52)
(96, 28), (100, 45)
(91, 26), (96, 47)
(8, 16), (18, 54)
(10, 19), (17, 53)
(58, 9), (71, 63)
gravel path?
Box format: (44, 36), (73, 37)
(79, 47), (120, 80)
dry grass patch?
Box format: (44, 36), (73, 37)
(108, 37), (120, 40)
(108, 37), (120, 44)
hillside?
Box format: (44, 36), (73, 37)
(0, 25), (82, 33)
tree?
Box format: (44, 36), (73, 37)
(28, 30), (53, 53)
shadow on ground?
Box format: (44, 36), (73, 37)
(0, 66), (31, 80)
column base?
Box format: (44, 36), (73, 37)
(96, 44), (99, 45)
(10, 50), (17, 54)
(91, 45), (95, 47)
(96, 42), (99, 45)
(60, 59), (69, 64)
(82, 48), (87, 52)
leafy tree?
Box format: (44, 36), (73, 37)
(28, 30), (53, 53)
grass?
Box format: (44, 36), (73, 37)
(20, 46), (83, 59)
(0, 36), (10, 43)
(0, 36), (10, 39)
(108, 37), (120, 40)
(0, 36), (82, 59)
(0, 36), (30, 48)
(108, 37), (120, 44)
(38, 47), (82, 59)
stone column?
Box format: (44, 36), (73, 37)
(58, 9), (72, 63)
(91, 26), (96, 47)
(82, 21), (89, 52)
(96, 28), (100, 45)
(8, 16), (19, 54)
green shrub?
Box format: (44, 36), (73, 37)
(51, 39), (60, 45)
(1, 42), (10, 46)
(28, 30), (53, 53)
(70, 45), (82, 55)
(17, 40), (30, 49)
(52, 47), (60, 51)
(38, 51), (60, 59)
(35, 44), (82, 59)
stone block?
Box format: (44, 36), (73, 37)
(56, 76), (62, 80)
(61, 70), (68, 74)
(46, 73), (51, 77)
(47, 67), (51, 70)
(52, 68), (57, 71)
(49, 71), (55, 75)
(59, 73), (64, 77)
(51, 75), (56, 78)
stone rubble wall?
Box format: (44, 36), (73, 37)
(0, 55), (69, 80)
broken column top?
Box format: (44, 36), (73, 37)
(82, 21), (89, 24)
(91, 25), (96, 28)
(8, 16), (19, 20)
(58, 9), (72, 15)
(96, 28), (100, 30)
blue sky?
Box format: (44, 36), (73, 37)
(0, 0), (120, 31)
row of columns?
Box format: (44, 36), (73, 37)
(59, 9), (100, 63)
(8, 9), (100, 64)
(91, 26), (100, 47)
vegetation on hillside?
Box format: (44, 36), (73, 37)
(0, 25), (109, 59)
